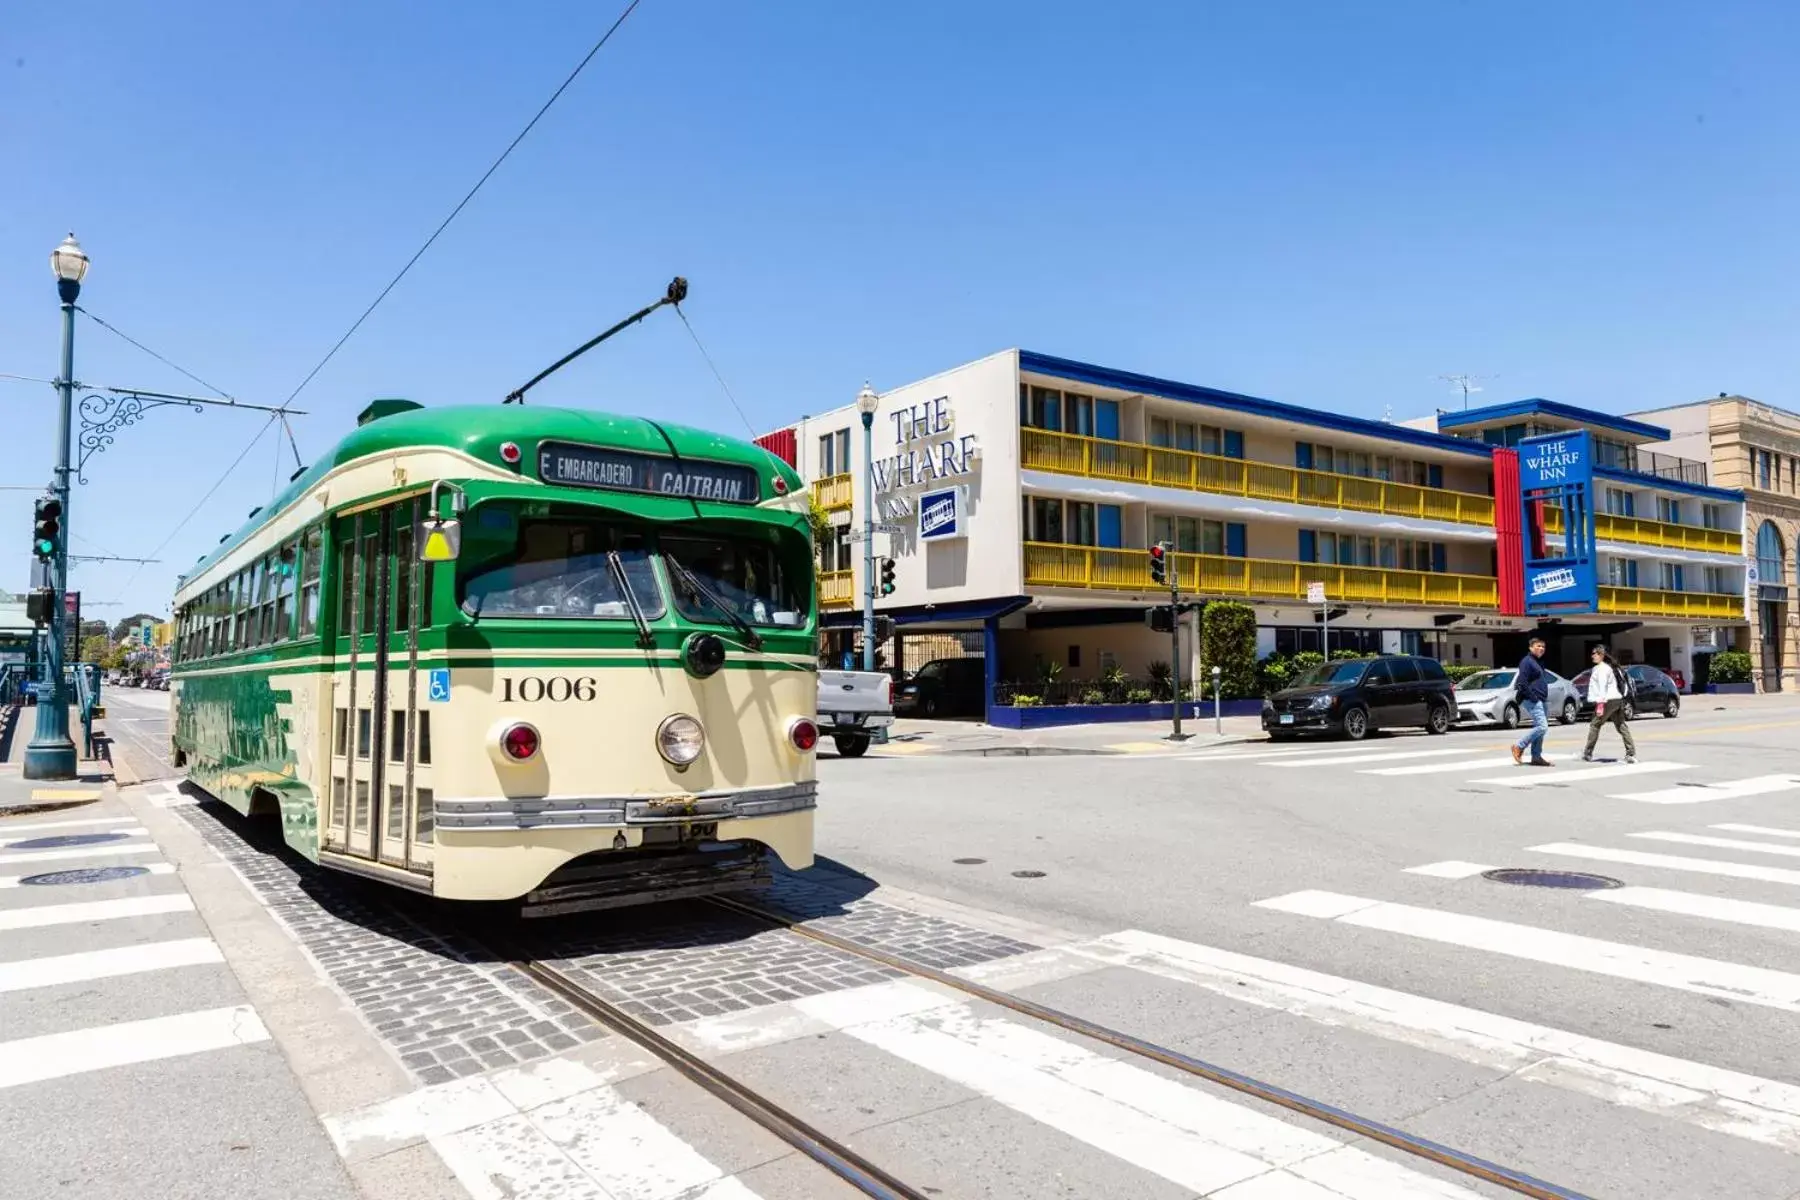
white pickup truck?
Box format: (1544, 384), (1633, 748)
(816, 670), (894, 757)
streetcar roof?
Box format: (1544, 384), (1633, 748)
(176, 403), (804, 592)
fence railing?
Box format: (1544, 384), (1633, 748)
(993, 676), (1193, 706)
(1023, 541), (1500, 608)
(1020, 428), (1495, 527)
(812, 473), (854, 511)
(1541, 505), (1741, 555)
(1598, 586), (1743, 619)
(818, 569), (854, 609)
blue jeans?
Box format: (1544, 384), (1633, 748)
(1513, 699), (1548, 759)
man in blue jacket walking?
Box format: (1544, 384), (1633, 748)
(1510, 636), (1553, 767)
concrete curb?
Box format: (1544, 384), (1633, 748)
(927, 733), (1265, 758)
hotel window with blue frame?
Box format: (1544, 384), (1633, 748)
(1603, 487), (1634, 517)
(1657, 497), (1681, 524)
(1153, 515), (1243, 557)
(1022, 386), (1062, 432)
(1659, 563), (1685, 591)
(818, 429), (849, 476)
(1607, 558), (1640, 587)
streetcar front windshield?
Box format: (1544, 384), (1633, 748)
(460, 518), (664, 619)
(663, 535), (805, 628)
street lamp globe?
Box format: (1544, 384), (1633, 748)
(50, 233), (89, 284)
(855, 383), (879, 418)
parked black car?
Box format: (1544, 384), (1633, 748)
(893, 657), (986, 718)
(1571, 664), (1681, 720)
(1262, 654), (1457, 740)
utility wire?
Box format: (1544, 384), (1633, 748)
(118, 415), (279, 597)
(78, 308), (234, 399)
(675, 307), (761, 441)
(281, 0), (644, 407)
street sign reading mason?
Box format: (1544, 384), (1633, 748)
(537, 442), (759, 504)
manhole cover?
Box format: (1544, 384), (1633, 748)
(5, 832), (132, 850)
(952, 857), (986, 865)
(1481, 868), (1622, 890)
(1011, 870), (1047, 879)
(20, 866), (151, 886)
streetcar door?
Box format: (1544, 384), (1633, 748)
(326, 500), (434, 874)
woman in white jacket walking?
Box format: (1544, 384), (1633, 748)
(1582, 646), (1637, 763)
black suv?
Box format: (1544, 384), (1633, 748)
(1262, 654), (1457, 740)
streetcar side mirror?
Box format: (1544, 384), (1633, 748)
(419, 518), (462, 563)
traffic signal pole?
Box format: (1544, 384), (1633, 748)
(24, 278), (80, 779)
(1166, 570), (1187, 742)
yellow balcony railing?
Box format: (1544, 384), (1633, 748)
(1020, 428), (1495, 527)
(813, 473), (854, 512)
(818, 570), (854, 609)
(1023, 542), (1499, 608)
(1598, 586), (1743, 620)
(1539, 505), (1742, 555)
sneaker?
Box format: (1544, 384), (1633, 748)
(1580, 754), (1592, 762)
(1625, 756), (1637, 764)
(1511, 745), (1524, 765)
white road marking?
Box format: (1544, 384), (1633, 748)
(0, 937), (222, 992)
(0, 893), (193, 931)
(526, 1085), (764, 1200)
(1713, 822), (1800, 838)
(1263, 747), (1484, 768)
(1363, 757), (1518, 777)
(1531, 842), (1800, 887)
(1075, 929), (1800, 1151)
(0, 826), (148, 850)
(0, 841), (161, 866)
(1404, 861), (1496, 879)
(1469, 762), (1691, 787)
(1591, 886), (1800, 934)
(0, 815), (140, 834)
(816, 992), (1481, 1198)
(1608, 777), (1800, 805)
(1255, 890), (1800, 1012)
(1630, 831), (1800, 859)
(0, 862), (175, 889)
(0, 1005), (268, 1089)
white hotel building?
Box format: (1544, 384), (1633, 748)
(760, 350), (1749, 722)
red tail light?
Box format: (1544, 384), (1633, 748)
(788, 718), (818, 752)
(501, 722), (540, 760)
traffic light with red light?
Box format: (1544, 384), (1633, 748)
(1148, 541), (1168, 586)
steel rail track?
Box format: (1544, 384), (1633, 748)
(510, 956), (933, 1200)
(708, 894), (1593, 1200)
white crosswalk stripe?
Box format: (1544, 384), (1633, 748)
(1254, 889), (1800, 1011)
(1630, 830), (1800, 858)
(1262, 747), (1483, 768)
(0, 1006), (269, 1090)
(1531, 842), (1800, 887)
(1610, 777), (1800, 804)
(0, 892), (193, 931)
(1714, 822), (1800, 838)
(1470, 761), (1690, 787)
(1363, 756), (1517, 776)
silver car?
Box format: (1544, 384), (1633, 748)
(1452, 667), (1578, 728)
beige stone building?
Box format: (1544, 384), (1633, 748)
(1635, 395), (1800, 691)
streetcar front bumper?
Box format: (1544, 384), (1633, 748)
(432, 780), (819, 831)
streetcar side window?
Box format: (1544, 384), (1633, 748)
(254, 554), (277, 647)
(359, 529), (380, 635)
(234, 569), (254, 651)
(336, 529), (356, 637)
(298, 526), (323, 639)
(272, 543), (297, 644)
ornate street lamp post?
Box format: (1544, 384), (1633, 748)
(855, 383), (880, 671)
(24, 234), (89, 780)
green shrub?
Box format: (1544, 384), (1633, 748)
(1126, 688), (1152, 703)
(1080, 688), (1108, 705)
(1201, 601), (1258, 698)
(1443, 663), (1487, 683)
(1709, 650), (1753, 684)
(1148, 660), (1173, 700)
(1329, 648), (1363, 660)
(1011, 693), (1042, 707)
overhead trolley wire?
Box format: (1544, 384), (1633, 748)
(77, 308), (235, 400)
(118, 414), (280, 597)
(675, 306), (761, 442)
(280, 0), (644, 408)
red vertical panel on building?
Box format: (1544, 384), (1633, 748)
(1492, 447), (1524, 616)
(754, 428), (796, 467)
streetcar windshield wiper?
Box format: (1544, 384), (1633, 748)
(664, 554), (762, 650)
(606, 551), (656, 649)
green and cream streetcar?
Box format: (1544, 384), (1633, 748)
(169, 399), (820, 911)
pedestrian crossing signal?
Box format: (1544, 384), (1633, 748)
(1148, 541), (1168, 585)
(879, 557), (896, 596)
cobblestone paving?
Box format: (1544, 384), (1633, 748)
(175, 803), (600, 1086)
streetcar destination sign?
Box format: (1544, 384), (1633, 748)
(537, 442), (759, 504)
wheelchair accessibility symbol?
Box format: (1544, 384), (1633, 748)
(427, 668), (451, 703)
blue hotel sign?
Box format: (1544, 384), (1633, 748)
(1519, 430), (1598, 614)
(918, 486), (963, 540)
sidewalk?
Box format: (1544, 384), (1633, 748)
(871, 712), (1266, 757)
(0, 702), (112, 814)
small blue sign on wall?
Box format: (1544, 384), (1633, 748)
(1519, 429), (1599, 614)
(427, 668), (451, 703)
(918, 487), (963, 540)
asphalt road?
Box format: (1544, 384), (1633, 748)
(93, 684), (1800, 1199)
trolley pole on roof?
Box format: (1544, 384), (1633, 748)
(855, 384), (880, 672)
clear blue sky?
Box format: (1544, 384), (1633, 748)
(4, 1), (1797, 618)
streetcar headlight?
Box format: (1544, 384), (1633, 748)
(657, 714), (705, 767)
(787, 717), (819, 753)
(500, 722), (540, 761)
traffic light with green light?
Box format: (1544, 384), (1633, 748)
(879, 557), (896, 596)
(32, 496), (62, 562)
